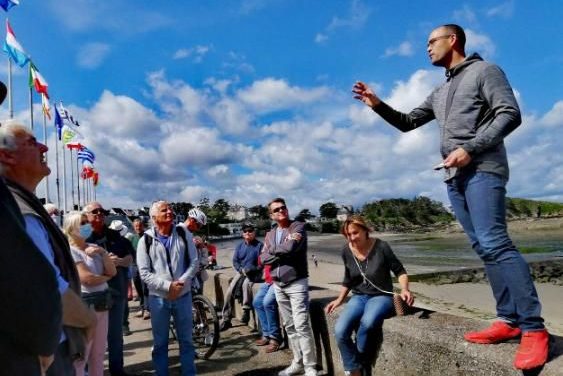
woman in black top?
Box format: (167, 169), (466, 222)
(325, 216), (414, 376)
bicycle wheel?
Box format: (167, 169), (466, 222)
(192, 294), (220, 359)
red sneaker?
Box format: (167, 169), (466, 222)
(464, 321), (521, 344)
(513, 330), (549, 370)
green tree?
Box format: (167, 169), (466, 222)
(249, 204), (270, 220)
(319, 202), (338, 219)
(209, 198), (230, 223)
(296, 208), (315, 221)
(170, 202), (194, 218)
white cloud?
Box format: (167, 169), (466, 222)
(209, 97), (252, 134)
(46, 0), (172, 34)
(465, 29), (496, 58)
(486, 1), (514, 18)
(315, 33), (328, 44)
(453, 5), (478, 25)
(540, 101), (563, 127)
(383, 41), (414, 58)
(172, 45), (211, 62)
(160, 127), (237, 166)
(237, 78), (330, 112)
(76, 43), (111, 69)
(386, 69), (443, 111)
(315, 0), (371, 44)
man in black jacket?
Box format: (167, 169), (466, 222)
(0, 176), (61, 376)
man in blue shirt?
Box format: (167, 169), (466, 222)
(219, 224), (263, 331)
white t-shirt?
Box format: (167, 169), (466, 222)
(71, 246), (108, 293)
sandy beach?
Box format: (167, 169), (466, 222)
(213, 217), (563, 335)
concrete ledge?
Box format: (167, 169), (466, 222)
(206, 270), (563, 375)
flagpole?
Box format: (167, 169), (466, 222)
(43, 112), (49, 202)
(8, 58), (13, 118)
(76, 156), (81, 210)
(93, 178), (97, 201)
(28, 71), (34, 132)
(69, 148), (75, 210)
(55, 134), (61, 211)
(62, 145), (67, 214)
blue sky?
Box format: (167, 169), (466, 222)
(2, 0), (562, 213)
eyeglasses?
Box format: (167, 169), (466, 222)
(271, 205), (287, 214)
(427, 34), (454, 47)
(88, 208), (106, 215)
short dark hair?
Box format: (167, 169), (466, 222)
(268, 197), (286, 212)
(441, 24), (466, 51)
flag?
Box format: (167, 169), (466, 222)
(61, 124), (77, 144)
(3, 20), (28, 67)
(29, 62), (49, 98)
(66, 142), (84, 150)
(0, 0), (19, 12)
(59, 102), (80, 127)
(54, 104), (63, 140)
(81, 166), (94, 179)
(93, 171), (99, 186)
(77, 147), (95, 164)
(41, 93), (51, 120)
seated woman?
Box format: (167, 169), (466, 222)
(325, 215), (414, 376)
(63, 211), (117, 376)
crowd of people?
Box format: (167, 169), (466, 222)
(0, 22), (551, 376)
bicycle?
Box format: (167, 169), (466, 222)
(169, 267), (220, 359)
(191, 292), (220, 359)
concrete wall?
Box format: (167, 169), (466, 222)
(205, 269), (563, 375)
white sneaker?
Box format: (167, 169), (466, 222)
(304, 367), (318, 376)
(278, 362), (304, 376)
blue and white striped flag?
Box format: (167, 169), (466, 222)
(77, 147), (95, 164)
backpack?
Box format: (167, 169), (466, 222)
(143, 225), (190, 276)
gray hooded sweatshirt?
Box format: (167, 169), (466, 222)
(374, 53), (521, 179)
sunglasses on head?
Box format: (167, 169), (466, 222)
(271, 205), (287, 214)
(243, 229), (254, 233)
(89, 208), (106, 215)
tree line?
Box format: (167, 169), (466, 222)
(166, 196), (562, 236)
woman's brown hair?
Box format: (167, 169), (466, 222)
(340, 215), (372, 239)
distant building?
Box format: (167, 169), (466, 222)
(227, 204), (248, 221)
(219, 222), (243, 235)
(336, 205), (353, 221)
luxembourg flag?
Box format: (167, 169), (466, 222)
(0, 0), (19, 12)
(3, 20), (29, 67)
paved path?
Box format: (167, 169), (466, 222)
(112, 302), (294, 376)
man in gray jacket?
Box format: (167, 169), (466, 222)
(353, 24), (548, 370)
(137, 200), (199, 376)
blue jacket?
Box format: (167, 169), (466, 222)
(233, 239), (262, 273)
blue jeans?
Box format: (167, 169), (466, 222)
(107, 295), (126, 375)
(149, 294), (196, 376)
(334, 294), (393, 372)
(253, 283), (281, 341)
(446, 170), (544, 331)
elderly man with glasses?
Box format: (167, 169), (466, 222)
(219, 223), (263, 331)
(84, 202), (135, 376)
(353, 23), (549, 370)
(0, 122), (96, 375)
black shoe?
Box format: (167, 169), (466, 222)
(122, 325), (132, 336)
(220, 320), (232, 331)
(240, 309), (250, 324)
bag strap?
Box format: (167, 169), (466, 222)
(175, 225), (190, 272)
(351, 252), (394, 295)
(144, 225), (190, 278)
